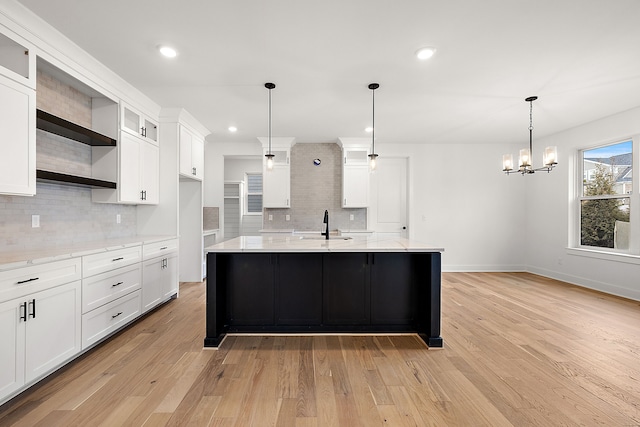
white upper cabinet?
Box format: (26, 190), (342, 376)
(121, 102), (158, 145)
(117, 133), (158, 204)
(259, 137), (295, 208)
(179, 125), (204, 181)
(0, 30), (35, 89)
(0, 29), (36, 196)
(343, 161), (369, 208)
(337, 138), (370, 208)
(0, 75), (35, 196)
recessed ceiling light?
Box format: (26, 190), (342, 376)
(228, 126), (237, 133)
(365, 127), (373, 133)
(159, 46), (177, 58)
(416, 46), (436, 60)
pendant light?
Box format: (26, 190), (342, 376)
(502, 96), (557, 175)
(368, 83), (379, 171)
(265, 82), (276, 171)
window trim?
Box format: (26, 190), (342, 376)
(573, 135), (638, 256)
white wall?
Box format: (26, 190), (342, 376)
(526, 106), (640, 300)
(381, 142), (527, 271)
(224, 158), (262, 181)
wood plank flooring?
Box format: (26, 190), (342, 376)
(1, 272), (640, 426)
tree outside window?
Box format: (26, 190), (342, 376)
(580, 140), (632, 249)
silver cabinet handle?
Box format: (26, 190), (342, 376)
(20, 302), (27, 321)
(28, 299), (36, 319)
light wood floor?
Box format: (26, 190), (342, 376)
(1, 272), (640, 426)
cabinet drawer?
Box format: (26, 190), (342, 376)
(82, 263), (141, 314)
(81, 290), (141, 350)
(143, 239), (178, 260)
(0, 258), (81, 302)
(82, 246), (141, 278)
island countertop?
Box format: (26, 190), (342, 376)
(205, 235), (444, 253)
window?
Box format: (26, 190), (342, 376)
(245, 173), (263, 214)
(579, 140), (632, 250)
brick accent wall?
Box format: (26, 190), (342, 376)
(0, 71), (136, 252)
(264, 143), (366, 232)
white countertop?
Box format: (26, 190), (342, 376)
(0, 235), (176, 271)
(205, 235), (443, 253)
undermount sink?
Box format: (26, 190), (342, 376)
(298, 235), (352, 240)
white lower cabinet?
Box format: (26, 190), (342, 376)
(0, 238), (178, 404)
(142, 251), (178, 313)
(0, 280), (81, 399)
(81, 289), (141, 349)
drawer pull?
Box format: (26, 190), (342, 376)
(112, 257), (124, 262)
(112, 311), (123, 319)
(160, 246), (168, 250)
(16, 277), (39, 285)
(112, 281), (124, 288)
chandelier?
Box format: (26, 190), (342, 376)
(502, 96), (557, 175)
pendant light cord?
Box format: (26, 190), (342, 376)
(368, 83), (379, 156)
(268, 86), (272, 154)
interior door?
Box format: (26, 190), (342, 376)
(370, 157), (408, 237)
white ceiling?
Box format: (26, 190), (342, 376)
(16, 0), (640, 146)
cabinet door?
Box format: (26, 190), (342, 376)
(370, 254), (415, 325)
(0, 298), (25, 400)
(142, 257), (164, 313)
(121, 103), (158, 144)
(276, 254), (322, 325)
(0, 75), (35, 196)
(162, 254), (178, 300)
(343, 165), (369, 207)
(263, 165), (290, 208)
(323, 253), (370, 325)
(119, 132), (141, 203)
(179, 126), (193, 177)
(191, 136), (204, 180)
(140, 140), (159, 204)
(121, 103), (143, 138)
(227, 254), (274, 325)
(24, 280), (81, 383)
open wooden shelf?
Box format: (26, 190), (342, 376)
(36, 109), (117, 147)
(36, 170), (117, 189)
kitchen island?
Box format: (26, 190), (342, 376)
(204, 235), (444, 348)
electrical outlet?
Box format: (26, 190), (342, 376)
(285, 214), (290, 221)
(32, 214), (40, 228)
(349, 214), (354, 221)
(269, 214), (273, 221)
(116, 214), (121, 224)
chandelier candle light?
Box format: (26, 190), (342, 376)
(265, 82), (276, 171)
(368, 83), (379, 171)
(502, 96), (557, 175)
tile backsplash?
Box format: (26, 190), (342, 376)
(0, 70), (136, 253)
(264, 143), (366, 232)
(0, 183), (136, 251)
(203, 207), (219, 230)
